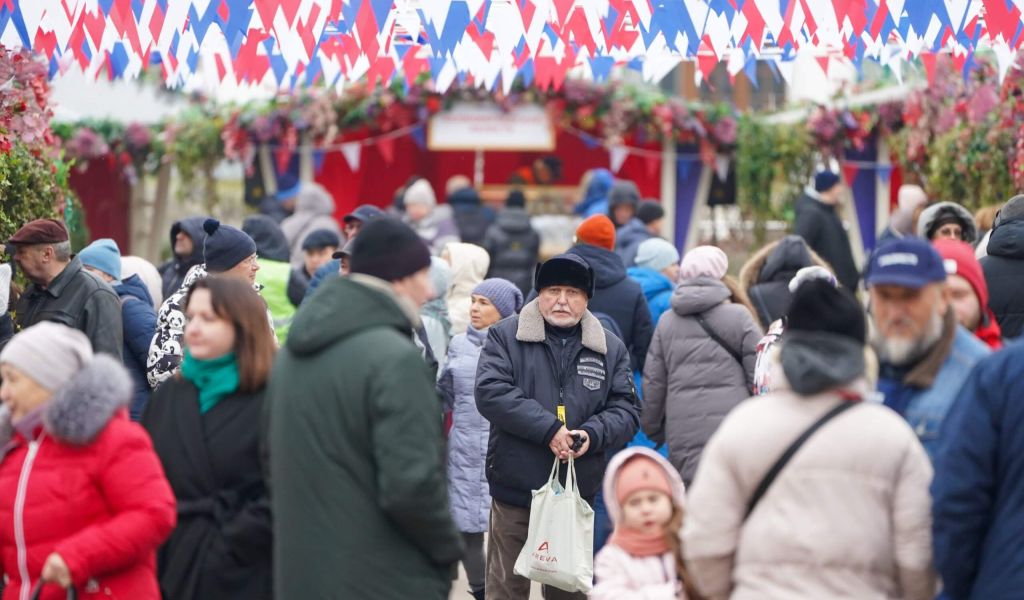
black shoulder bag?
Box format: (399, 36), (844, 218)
(695, 313), (743, 365)
(743, 401), (857, 521)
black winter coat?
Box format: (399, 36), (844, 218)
(158, 216), (207, 300)
(794, 192), (860, 292)
(114, 274), (157, 420)
(475, 300), (640, 508)
(142, 378), (272, 600)
(449, 188), (496, 246)
(483, 208), (540, 294)
(744, 235), (815, 328)
(567, 243), (654, 371)
(982, 216), (1024, 339)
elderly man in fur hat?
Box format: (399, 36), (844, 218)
(475, 253), (640, 600)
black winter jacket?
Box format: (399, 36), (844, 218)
(12, 257), (123, 358)
(483, 208), (540, 294)
(475, 300), (640, 508)
(744, 235), (815, 328)
(449, 188), (496, 246)
(114, 274), (157, 419)
(143, 378), (272, 600)
(566, 243), (654, 371)
(158, 216), (207, 300)
(982, 216), (1024, 339)
(794, 192), (860, 292)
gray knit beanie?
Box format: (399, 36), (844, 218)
(472, 278), (524, 319)
(0, 322), (93, 391)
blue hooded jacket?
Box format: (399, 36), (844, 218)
(575, 169), (614, 218)
(114, 274), (157, 420)
(627, 266), (673, 324)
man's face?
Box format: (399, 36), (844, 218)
(392, 268), (435, 308)
(538, 285), (588, 328)
(612, 204), (635, 227)
(820, 183), (843, 205)
(13, 244), (49, 284)
(339, 256), (350, 276)
(343, 219), (362, 240)
(174, 231), (194, 258)
(933, 222), (963, 241)
(304, 246), (337, 276)
(947, 274), (981, 331)
(221, 253), (260, 285)
(645, 218), (663, 236)
(869, 282), (949, 366)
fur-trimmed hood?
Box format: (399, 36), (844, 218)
(739, 236), (832, 292)
(0, 355), (132, 447)
(514, 298), (608, 355)
(917, 201), (978, 243)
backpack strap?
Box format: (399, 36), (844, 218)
(744, 400), (858, 521)
(695, 313), (743, 366)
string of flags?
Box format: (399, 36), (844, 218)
(8, 1), (1024, 91)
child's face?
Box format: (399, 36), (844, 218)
(620, 490), (673, 535)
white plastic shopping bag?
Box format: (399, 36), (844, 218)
(513, 456), (595, 592)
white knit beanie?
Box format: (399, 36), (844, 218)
(0, 322), (93, 391)
(404, 179), (437, 208)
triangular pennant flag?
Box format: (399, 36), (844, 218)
(411, 125), (426, 150)
(341, 142), (361, 172)
(842, 163), (859, 185)
(644, 153), (660, 179)
(877, 164), (892, 183)
(609, 145), (629, 173)
(377, 136), (396, 164)
(677, 157), (694, 182)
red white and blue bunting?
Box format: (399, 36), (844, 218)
(6, 1), (1024, 90)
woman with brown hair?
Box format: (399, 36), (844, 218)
(142, 276), (276, 600)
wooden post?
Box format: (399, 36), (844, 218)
(147, 161), (173, 262)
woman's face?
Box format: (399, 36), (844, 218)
(185, 288), (237, 360)
(469, 294), (503, 330)
(0, 364), (53, 421)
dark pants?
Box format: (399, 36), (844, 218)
(463, 532), (486, 594)
(486, 500), (587, 600)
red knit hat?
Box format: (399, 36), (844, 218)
(575, 215), (616, 251)
(615, 455), (672, 504)
(933, 239), (1002, 349)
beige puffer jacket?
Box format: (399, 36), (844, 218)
(682, 376), (936, 600)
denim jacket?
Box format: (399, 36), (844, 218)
(889, 327), (990, 459)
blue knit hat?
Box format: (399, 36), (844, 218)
(77, 238), (122, 280)
(472, 278), (524, 319)
(203, 219), (257, 273)
(634, 238), (680, 272)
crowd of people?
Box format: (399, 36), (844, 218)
(0, 167), (1021, 600)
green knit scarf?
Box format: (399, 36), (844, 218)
(181, 350), (240, 414)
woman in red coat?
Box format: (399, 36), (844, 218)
(0, 321), (176, 600)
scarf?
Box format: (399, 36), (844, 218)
(608, 526), (671, 557)
(181, 350), (240, 414)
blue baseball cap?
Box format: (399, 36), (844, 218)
(865, 238), (947, 289)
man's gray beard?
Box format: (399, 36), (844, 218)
(871, 310), (945, 367)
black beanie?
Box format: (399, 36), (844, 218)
(636, 200), (665, 225)
(203, 219), (257, 273)
(506, 189), (527, 209)
(349, 217), (432, 282)
(786, 279), (866, 344)
(534, 253), (595, 298)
